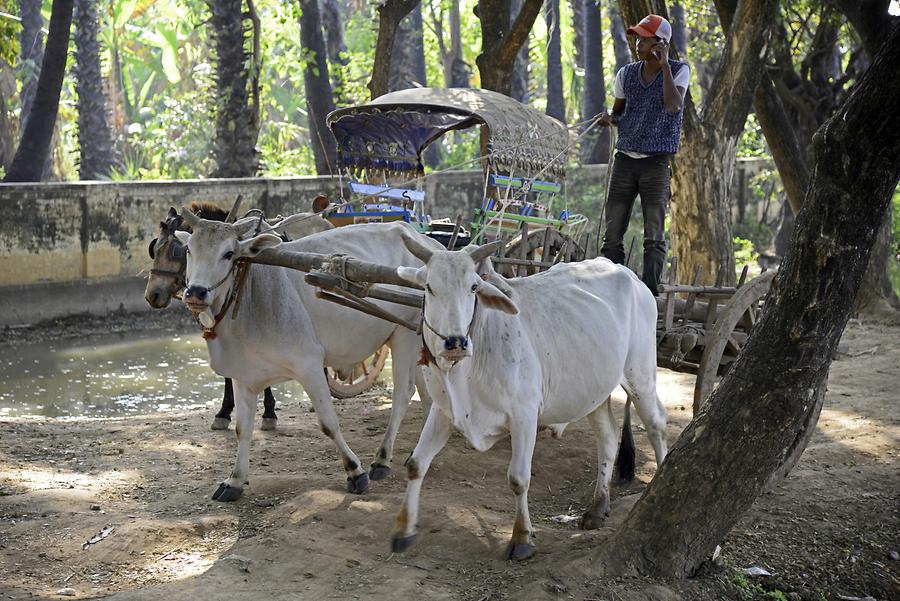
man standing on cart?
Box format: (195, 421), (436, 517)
(595, 14), (690, 295)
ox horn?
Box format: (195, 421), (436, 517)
(465, 240), (504, 264)
(181, 206), (200, 227)
(225, 194), (244, 223)
(401, 233), (435, 263)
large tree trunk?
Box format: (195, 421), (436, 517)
(608, 3), (631, 74)
(544, 0), (565, 122)
(299, 0), (337, 175)
(73, 0), (115, 180)
(369, 0), (419, 99)
(17, 0), (44, 139)
(581, 0), (609, 164)
(624, 0), (776, 286)
(4, 0), (73, 183)
(475, 0), (543, 96)
(389, 4), (427, 91)
(0, 62), (15, 170)
(669, 0), (686, 56)
(209, 0), (260, 177)
(599, 23), (900, 578)
(322, 0), (349, 104)
(509, 0), (530, 102)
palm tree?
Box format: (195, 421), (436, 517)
(4, 0), (73, 182)
(73, 0), (115, 179)
(208, 0), (260, 178)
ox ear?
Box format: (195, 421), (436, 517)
(167, 207), (178, 219)
(238, 233), (282, 257)
(174, 231), (191, 245)
(478, 280), (519, 315)
(396, 265), (426, 286)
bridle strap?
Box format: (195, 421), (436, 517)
(420, 296), (478, 362)
(200, 260), (250, 340)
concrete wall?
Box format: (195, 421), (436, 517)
(0, 161), (769, 325)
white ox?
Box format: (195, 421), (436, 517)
(175, 216), (444, 500)
(391, 235), (668, 560)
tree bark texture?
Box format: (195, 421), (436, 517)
(475, 0), (543, 96)
(389, 4), (427, 91)
(368, 0), (419, 99)
(73, 0), (115, 180)
(599, 23), (900, 578)
(669, 1), (686, 56)
(544, 0), (565, 122)
(299, 0), (336, 175)
(668, 0), (777, 285)
(0, 63), (15, 170)
(608, 3), (631, 74)
(569, 0), (584, 71)
(509, 0), (530, 102)
(209, 0), (260, 177)
(581, 0), (609, 164)
(4, 0), (72, 183)
(17, 0), (44, 139)
(321, 0), (349, 103)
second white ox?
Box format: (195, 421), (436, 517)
(391, 235), (668, 560)
(175, 216), (443, 500)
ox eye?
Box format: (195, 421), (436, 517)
(471, 283), (478, 292)
(223, 251), (234, 260)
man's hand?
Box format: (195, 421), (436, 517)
(650, 41), (670, 67)
(595, 112), (620, 127)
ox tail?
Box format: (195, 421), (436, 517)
(614, 398), (635, 484)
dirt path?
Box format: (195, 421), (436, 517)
(1, 318), (898, 600)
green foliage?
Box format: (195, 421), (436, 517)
(733, 236), (759, 275)
(0, 1), (20, 65)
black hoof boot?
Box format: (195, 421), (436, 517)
(391, 534), (417, 553)
(504, 542), (536, 561)
(346, 472), (369, 494)
(369, 464), (391, 481)
(212, 482), (243, 502)
(579, 511), (607, 531)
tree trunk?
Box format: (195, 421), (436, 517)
(209, 0), (260, 177)
(0, 62), (15, 170)
(389, 4), (427, 91)
(569, 0), (584, 72)
(599, 24), (900, 578)
(509, 0), (530, 102)
(663, 0), (776, 285)
(17, 0), (44, 139)
(369, 0), (419, 99)
(475, 0), (543, 96)
(608, 3), (631, 73)
(73, 0), (115, 180)
(448, 0), (470, 87)
(4, 0), (73, 183)
(669, 0), (686, 57)
(544, 0), (565, 122)
(321, 0), (349, 104)
(581, 0), (608, 164)
(299, 0), (337, 175)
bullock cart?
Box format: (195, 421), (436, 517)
(245, 245), (773, 413)
(324, 87), (591, 272)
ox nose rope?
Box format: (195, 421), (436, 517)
(420, 296), (478, 367)
(189, 260), (250, 340)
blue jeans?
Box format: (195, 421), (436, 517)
(600, 152), (671, 295)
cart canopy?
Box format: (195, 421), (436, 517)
(326, 88), (570, 179)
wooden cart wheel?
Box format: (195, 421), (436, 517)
(498, 228), (586, 277)
(693, 271), (775, 413)
(327, 345), (390, 399)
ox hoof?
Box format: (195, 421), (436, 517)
(260, 417), (277, 431)
(504, 542), (536, 561)
(211, 483), (243, 502)
(211, 417), (231, 431)
(391, 534), (417, 553)
(369, 464), (391, 481)
(346, 472), (370, 495)
(579, 511), (607, 531)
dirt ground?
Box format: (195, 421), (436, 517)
(0, 312), (898, 601)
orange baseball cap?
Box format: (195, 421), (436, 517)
(626, 14), (672, 43)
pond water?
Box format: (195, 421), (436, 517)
(0, 330), (316, 419)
